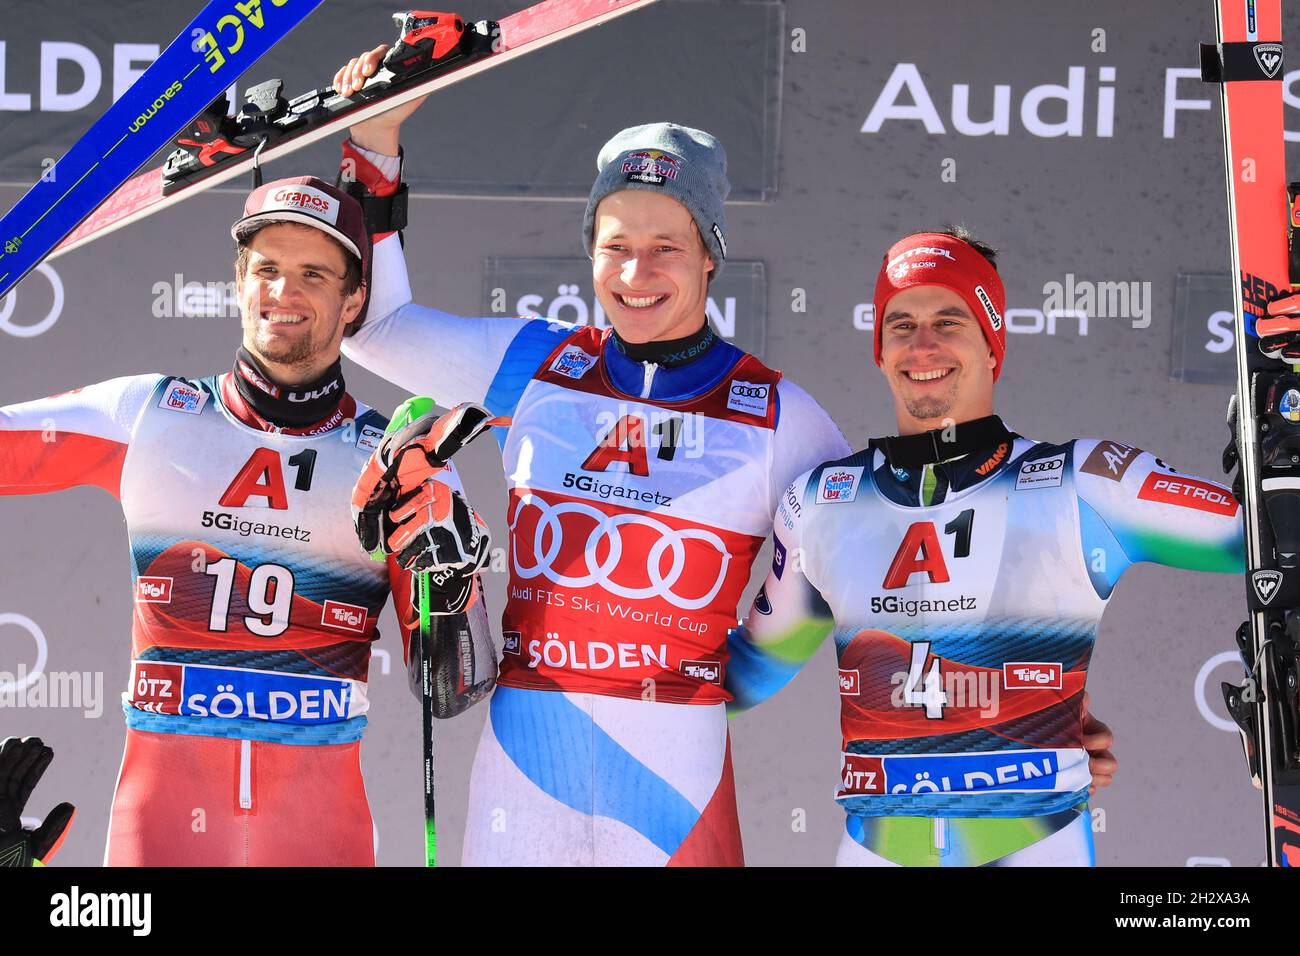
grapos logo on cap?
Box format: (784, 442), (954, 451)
(975, 284), (1002, 332)
(266, 185), (340, 225)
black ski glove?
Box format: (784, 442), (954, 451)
(0, 736), (75, 867)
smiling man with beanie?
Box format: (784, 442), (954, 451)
(333, 36), (851, 864)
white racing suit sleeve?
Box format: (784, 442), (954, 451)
(725, 381), (851, 712)
(343, 234), (539, 412)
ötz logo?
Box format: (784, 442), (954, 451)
(0, 263), (63, 338)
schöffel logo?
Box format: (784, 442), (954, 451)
(817, 466), (864, 504)
(1137, 473), (1239, 516)
(549, 347), (597, 379)
(680, 659), (722, 684)
(1003, 662), (1063, 690)
(726, 380), (771, 417)
(839, 668), (861, 695)
(136, 577), (173, 604)
(159, 380), (208, 415)
(503, 631), (522, 655)
(322, 600), (367, 633)
(268, 186), (339, 224)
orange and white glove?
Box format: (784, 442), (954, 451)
(352, 403), (496, 612)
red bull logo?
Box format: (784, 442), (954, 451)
(621, 149), (682, 183)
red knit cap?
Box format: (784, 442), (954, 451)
(872, 232), (1007, 380)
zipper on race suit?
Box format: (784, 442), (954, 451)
(239, 739), (253, 810)
(640, 363), (658, 399)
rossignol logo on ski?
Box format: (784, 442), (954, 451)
(1252, 569), (1283, 605)
(1254, 42), (1284, 78)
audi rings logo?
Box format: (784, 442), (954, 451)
(0, 263), (64, 338)
(0, 612), (49, 692)
(1021, 459), (1063, 474)
(730, 384), (768, 399)
(509, 493), (733, 610)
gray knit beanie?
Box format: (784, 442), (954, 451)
(581, 122), (729, 272)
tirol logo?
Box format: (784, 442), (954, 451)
(1254, 42), (1284, 79)
(1003, 662), (1063, 690)
(1252, 569), (1283, 606)
(817, 466), (864, 504)
(681, 659), (722, 684)
(159, 380), (208, 415)
(839, 668), (861, 696)
(549, 346), (597, 379)
(267, 185), (340, 225)
(322, 600), (367, 633)
(726, 380), (771, 417)
(974, 284), (1003, 332)
(136, 577), (173, 604)
(502, 631), (522, 655)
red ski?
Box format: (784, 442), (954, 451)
(48, 0), (659, 261)
(1204, 0), (1300, 867)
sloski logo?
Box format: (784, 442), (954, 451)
(549, 347), (597, 379)
(1252, 569), (1283, 606)
(1254, 43), (1283, 79)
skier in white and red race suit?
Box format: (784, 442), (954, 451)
(0, 176), (495, 865)
(332, 47), (1120, 866)
(727, 228), (1244, 866)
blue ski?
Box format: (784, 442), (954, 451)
(0, 0), (325, 301)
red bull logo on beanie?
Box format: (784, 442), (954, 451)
(622, 149), (682, 185)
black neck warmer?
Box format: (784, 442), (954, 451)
(609, 321), (717, 367)
(232, 346), (346, 428)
